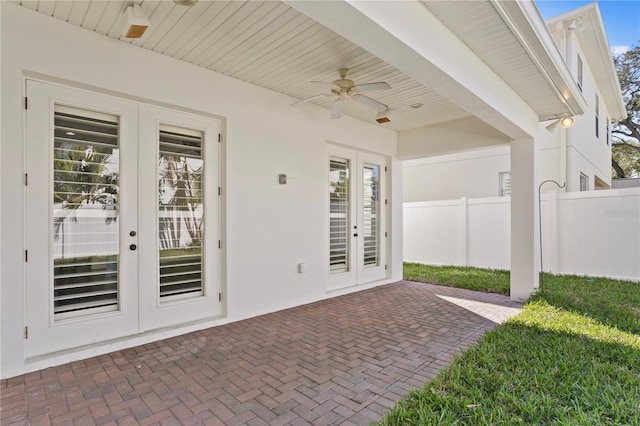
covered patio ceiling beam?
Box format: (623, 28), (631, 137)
(286, 0), (538, 140)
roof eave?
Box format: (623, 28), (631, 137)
(546, 3), (627, 120)
(493, 0), (587, 121)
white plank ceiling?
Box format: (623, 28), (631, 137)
(14, 0), (561, 131)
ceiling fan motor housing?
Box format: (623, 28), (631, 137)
(332, 78), (356, 92)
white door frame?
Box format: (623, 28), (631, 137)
(327, 145), (388, 291)
(25, 80), (222, 358)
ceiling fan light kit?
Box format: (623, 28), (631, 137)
(293, 68), (391, 122)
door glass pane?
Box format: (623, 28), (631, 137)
(363, 163), (379, 267)
(329, 157), (350, 274)
(53, 105), (120, 319)
(158, 126), (204, 301)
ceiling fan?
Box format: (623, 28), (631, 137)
(292, 68), (391, 120)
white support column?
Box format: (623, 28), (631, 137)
(510, 138), (539, 301)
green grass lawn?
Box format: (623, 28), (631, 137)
(403, 263), (511, 295)
(378, 263), (640, 425)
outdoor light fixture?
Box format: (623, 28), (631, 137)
(545, 116), (575, 132)
(567, 17), (582, 31)
(560, 117), (575, 128)
(376, 109), (391, 124)
(123, 4), (150, 39)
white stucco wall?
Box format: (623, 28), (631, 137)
(402, 20), (617, 202)
(402, 118), (613, 202)
(403, 146), (511, 201)
(562, 31), (613, 190)
(0, 3), (402, 378)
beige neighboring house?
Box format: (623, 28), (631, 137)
(403, 3), (626, 202)
(612, 178), (640, 189)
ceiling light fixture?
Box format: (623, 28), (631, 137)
(123, 4), (150, 39)
(410, 103), (424, 109)
(173, 0), (198, 5)
(376, 109), (391, 124)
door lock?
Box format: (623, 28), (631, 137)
(129, 230), (137, 237)
(129, 244), (137, 251)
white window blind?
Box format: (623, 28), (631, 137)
(158, 126), (205, 300)
(52, 106), (120, 318)
(329, 158), (350, 274)
(362, 164), (379, 267)
(499, 172), (511, 197)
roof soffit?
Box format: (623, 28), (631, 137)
(422, 0), (586, 120)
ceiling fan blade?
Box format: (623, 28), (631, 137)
(330, 100), (344, 119)
(351, 94), (388, 112)
(353, 82), (391, 92)
(291, 93), (331, 107)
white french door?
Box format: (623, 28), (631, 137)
(138, 105), (220, 332)
(328, 146), (387, 291)
(25, 81), (220, 357)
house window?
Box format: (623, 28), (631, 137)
(580, 173), (588, 191)
(52, 105), (121, 318)
(362, 163), (380, 268)
(329, 157), (350, 274)
(157, 125), (205, 302)
(595, 94), (600, 138)
(577, 54), (583, 91)
(499, 172), (511, 197)
(606, 117), (610, 146)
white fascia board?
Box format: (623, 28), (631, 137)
(546, 3), (627, 120)
(286, 0), (538, 140)
(495, 0), (586, 119)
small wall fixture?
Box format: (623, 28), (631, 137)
(123, 4), (150, 39)
(376, 109), (391, 124)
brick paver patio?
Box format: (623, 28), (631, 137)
(1, 281), (522, 425)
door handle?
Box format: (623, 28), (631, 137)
(354, 233), (358, 237)
(129, 244), (137, 251)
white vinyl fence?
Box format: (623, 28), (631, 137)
(403, 188), (640, 281)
